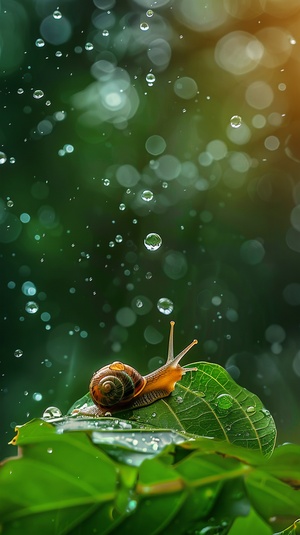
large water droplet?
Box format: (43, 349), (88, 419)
(216, 393), (233, 410)
(33, 90), (44, 100)
(157, 297), (174, 315)
(146, 73), (156, 85)
(141, 190), (154, 202)
(25, 301), (39, 314)
(53, 10), (62, 19)
(144, 232), (162, 251)
(0, 152), (7, 164)
(35, 38), (45, 48)
(230, 115), (242, 128)
(43, 406), (62, 419)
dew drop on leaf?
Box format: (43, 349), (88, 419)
(14, 349), (23, 358)
(42, 406), (62, 419)
(144, 232), (162, 251)
(216, 393), (233, 410)
(246, 406), (256, 414)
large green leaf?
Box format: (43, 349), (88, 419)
(0, 420), (299, 535)
(72, 361), (277, 457)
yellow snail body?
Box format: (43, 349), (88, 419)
(76, 321), (198, 416)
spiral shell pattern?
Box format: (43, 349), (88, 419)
(90, 361), (146, 408)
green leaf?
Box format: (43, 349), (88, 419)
(0, 419), (298, 535)
(274, 519), (300, 535)
(73, 361), (277, 457)
(229, 506), (273, 534)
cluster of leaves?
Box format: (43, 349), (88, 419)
(0, 362), (299, 534)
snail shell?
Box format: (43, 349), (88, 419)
(75, 321), (198, 417)
(90, 361), (146, 407)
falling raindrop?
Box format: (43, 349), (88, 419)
(35, 38), (45, 47)
(141, 190), (154, 202)
(157, 297), (174, 315)
(53, 10), (62, 19)
(230, 115), (242, 128)
(33, 90), (44, 100)
(146, 73), (156, 85)
(144, 232), (162, 251)
(0, 152), (7, 164)
(25, 301), (39, 314)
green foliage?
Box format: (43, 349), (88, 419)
(0, 362), (297, 535)
(71, 361), (277, 457)
(0, 418), (299, 535)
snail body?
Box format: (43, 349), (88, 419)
(77, 321), (198, 416)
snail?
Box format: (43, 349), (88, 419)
(75, 321), (198, 417)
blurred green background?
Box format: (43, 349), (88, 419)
(1, 0), (300, 459)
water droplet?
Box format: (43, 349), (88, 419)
(14, 349), (23, 358)
(25, 301), (39, 314)
(141, 190), (154, 202)
(47, 448), (53, 454)
(102, 30), (109, 37)
(176, 396), (183, 404)
(115, 234), (123, 243)
(126, 499), (137, 512)
(17, 88), (24, 95)
(55, 50), (62, 57)
(146, 9), (154, 17)
(261, 408), (270, 416)
(0, 152), (7, 164)
(53, 10), (62, 19)
(35, 38), (45, 47)
(9, 157), (15, 164)
(85, 42), (94, 51)
(144, 232), (162, 251)
(33, 392), (43, 401)
(146, 73), (156, 85)
(33, 90), (44, 100)
(157, 297), (174, 315)
(103, 178), (110, 186)
(230, 115), (242, 128)
(119, 203), (126, 211)
(216, 393), (233, 410)
(136, 299), (143, 308)
(145, 271), (152, 279)
(42, 406), (62, 419)
(151, 412), (156, 418)
(246, 406), (256, 414)
(7, 199), (14, 207)
(140, 22), (149, 31)
(104, 411), (112, 417)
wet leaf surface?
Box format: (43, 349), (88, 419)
(72, 361), (277, 457)
(0, 420), (299, 535)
